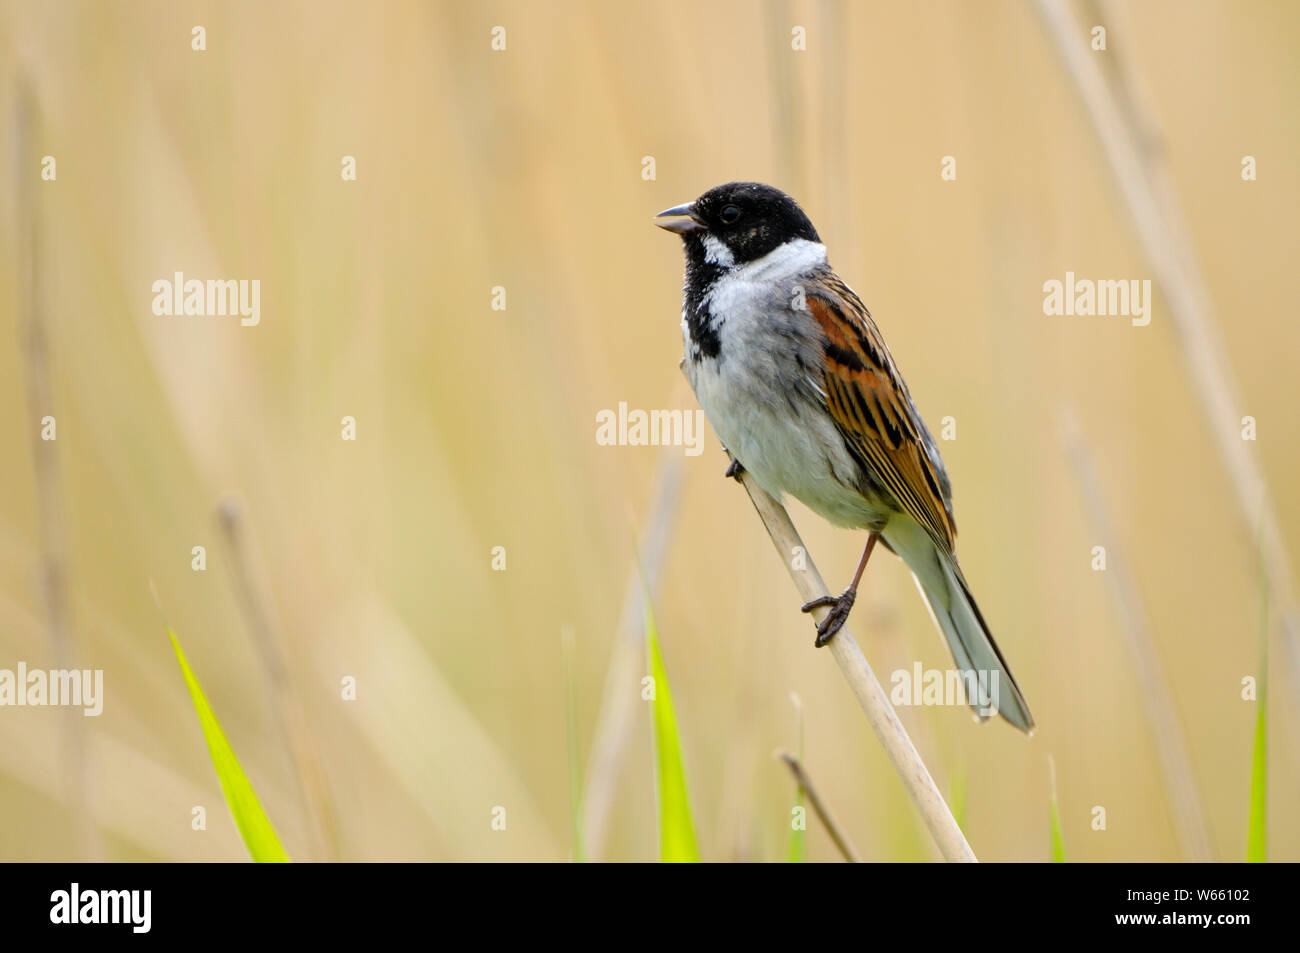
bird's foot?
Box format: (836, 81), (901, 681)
(723, 457), (745, 482)
(800, 588), (857, 647)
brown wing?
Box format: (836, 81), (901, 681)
(805, 275), (957, 553)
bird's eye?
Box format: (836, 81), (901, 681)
(719, 205), (742, 225)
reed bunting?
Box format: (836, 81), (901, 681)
(656, 182), (1033, 732)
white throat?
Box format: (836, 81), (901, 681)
(691, 238), (829, 351)
(702, 234), (735, 268)
(702, 238), (827, 309)
(734, 238), (826, 282)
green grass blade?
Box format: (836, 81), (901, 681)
(1246, 693), (1267, 862)
(169, 629), (290, 862)
(1049, 755), (1066, 863)
(786, 693), (805, 863)
(1246, 539), (1269, 863)
(643, 598), (699, 863)
(948, 767), (968, 834)
(1246, 517), (1268, 863)
(1049, 800), (1066, 863)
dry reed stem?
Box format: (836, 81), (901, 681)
(775, 748), (862, 862)
(580, 449), (685, 859)
(736, 465), (977, 862)
(1035, 0), (1300, 697)
(1060, 410), (1215, 861)
(13, 74), (99, 860)
(217, 495), (339, 861)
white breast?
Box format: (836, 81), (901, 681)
(682, 242), (888, 530)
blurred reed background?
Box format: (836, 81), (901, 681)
(0, 0), (1295, 862)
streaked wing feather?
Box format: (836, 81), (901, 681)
(805, 278), (956, 552)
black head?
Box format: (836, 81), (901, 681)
(655, 181), (820, 266)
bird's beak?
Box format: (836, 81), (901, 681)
(654, 202), (705, 234)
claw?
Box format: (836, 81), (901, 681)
(802, 588), (856, 647)
(724, 457), (745, 482)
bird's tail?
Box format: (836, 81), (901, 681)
(886, 519), (1035, 733)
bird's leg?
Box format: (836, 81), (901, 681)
(723, 454), (745, 482)
(801, 532), (878, 647)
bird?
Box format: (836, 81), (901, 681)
(655, 181), (1033, 732)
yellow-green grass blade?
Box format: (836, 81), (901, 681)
(786, 693), (805, 863)
(1049, 798), (1067, 863)
(1049, 755), (1066, 863)
(1246, 546), (1268, 863)
(169, 629), (290, 863)
(948, 767), (968, 834)
(1246, 692), (1267, 862)
(644, 598), (699, 863)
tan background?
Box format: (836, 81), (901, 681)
(0, 0), (1295, 861)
